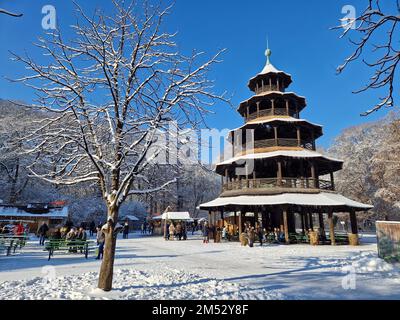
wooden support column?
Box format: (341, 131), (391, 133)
(261, 79), (264, 92)
(310, 162), (317, 188)
(246, 106), (250, 119)
(277, 160), (283, 186)
(269, 78), (272, 91)
(271, 99), (275, 115)
(349, 210), (358, 234)
(296, 127), (301, 147)
(283, 208), (289, 244)
(311, 131), (315, 150)
(286, 99), (290, 116)
(330, 171), (335, 191)
(239, 210), (244, 236)
(328, 210), (336, 245)
(318, 212), (326, 238)
(220, 209), (224, 228)
(276, 78), (280, 91)
(308, 212), (314, 231)
(234, 211), (237, 234)
(256, 102), (260, 118)
(273, 126), (278, 146)
(301, 212), (305, 234)
(304, 212), (309, 231)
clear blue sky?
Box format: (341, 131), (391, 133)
(0, 0), (394, 148)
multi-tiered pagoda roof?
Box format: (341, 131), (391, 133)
(200, 47), (372, 245)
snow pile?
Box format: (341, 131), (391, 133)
(339, 251), (399, 275)
(0, 266), (284, 300)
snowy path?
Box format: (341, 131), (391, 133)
(0, 233), (399, 300)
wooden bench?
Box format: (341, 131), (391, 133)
(326, 233), (350, 245)
(288, 233), (310, 244)
(0, 235), (29, 256)
(44, 239), (95, 261)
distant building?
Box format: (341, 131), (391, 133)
(0, 202), (68, 232)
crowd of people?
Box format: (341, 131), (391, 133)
(0, 222), (28, 236)
(165, 221), (188, 240)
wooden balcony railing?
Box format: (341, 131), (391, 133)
(234, 139), (314, 155)
(222, 178), (334, 192)
(246, 108), (297, 122)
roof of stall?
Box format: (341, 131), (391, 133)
(199, 193), (373, 211)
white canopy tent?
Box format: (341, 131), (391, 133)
(161, 212), (192, 221)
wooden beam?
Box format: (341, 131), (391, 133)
(296, 127), (301, 147)
(349, 209), (358, 234)
(310, 162), (317, 188)
(271, 99), (275, 115)
(286, 99), (290, 115)
(277, 160), (283, 186)
(309, 212), (314, 231)
(330, 171), (335, 190)
(283, 209), (289, 244)
(328, 211), (336, 245)
(239, 210), (244, 236)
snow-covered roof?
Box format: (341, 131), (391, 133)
(161, 212), (192, 220)
(0, 206), (68, 219)
(216, 149), (343, 167)
(240, 91), (305, 106)
(120, 215), (139, 221)
(199, 193), (373, 211)
(260, 63), (283, 75)
(230, 117), (323, 133)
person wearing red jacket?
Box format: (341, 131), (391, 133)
(14, 222), (24, 236)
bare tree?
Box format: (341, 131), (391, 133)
(334, 0), (400, 115)
(11, 0), (227, 291)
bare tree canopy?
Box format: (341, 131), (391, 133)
(10, 0), (228, 291)
(334, 0), (400, 116)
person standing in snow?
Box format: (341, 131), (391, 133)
(256, 225), (263, 247)
(202, 222), (209, 244)
(96, 226), (105, 260)
(176, 222), (182, 240)
(222, 226), (227, 241)
(37, 222), (49, 246)
(123, 221), (129, 239)
(169, 223), (175, 240)
(14, 222), (24, 236)
(89, 220), (96, 237)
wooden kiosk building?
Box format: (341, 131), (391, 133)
(199, 48), (373, 245)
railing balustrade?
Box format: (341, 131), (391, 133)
(222, 177), (333, 192)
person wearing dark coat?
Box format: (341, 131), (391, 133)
(123, 222), (129, 239)
(95, 227), (105, 260)
(89, 221), (96, 237)
(37, 222), (49, 246)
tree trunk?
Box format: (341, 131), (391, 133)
(98, 206), (119, 291)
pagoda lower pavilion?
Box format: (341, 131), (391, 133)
(199, 48), (373, 246)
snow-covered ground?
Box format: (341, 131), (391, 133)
(0, 232), (399, 300)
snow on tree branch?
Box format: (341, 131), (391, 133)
(333, 0), (400, 116)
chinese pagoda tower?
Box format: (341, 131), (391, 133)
(200, 47), (372, 246)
